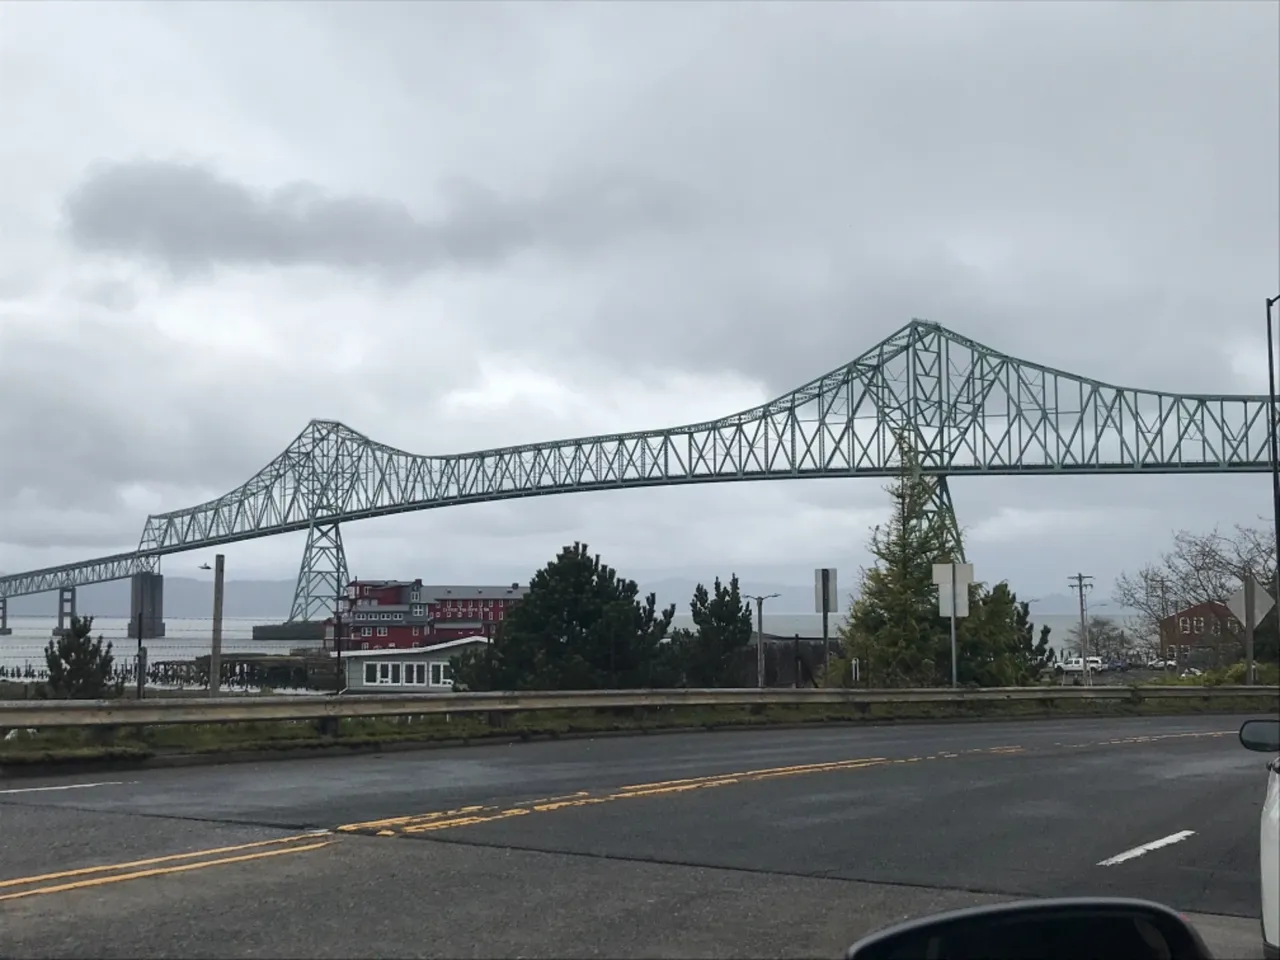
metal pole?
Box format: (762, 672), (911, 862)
(745, 593), (779, 688)
(949, 562), (958, 688)
(821, 569), (831, 679)
(756, 597), (765, 688)
(209, 554), (225, 695)
(1244, 574), (1257, 686)
(135, 611), (145, 700)
(334, 584), (344, 695)
(1267, 295), (1280, 621)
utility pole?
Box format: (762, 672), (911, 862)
(209, 554), (225, 696)
(744, 593), (779, 689)
(1068, 573), (1094, 686)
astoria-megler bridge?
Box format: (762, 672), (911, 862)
(0, 319), (1274, 637)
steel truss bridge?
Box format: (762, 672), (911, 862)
(1, 319), (1274, 626)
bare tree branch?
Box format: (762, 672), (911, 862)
(1112, 521), (1277, 661)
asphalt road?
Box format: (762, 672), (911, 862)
(0, 714), (1273, 958)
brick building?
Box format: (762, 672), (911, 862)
(1157, 600), (1244, 666)
(323, 579), (530, 651)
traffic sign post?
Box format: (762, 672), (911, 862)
(815, 568), (838, 678)
(933, 563), (974, 688)
(1227, 577), (1274, 685)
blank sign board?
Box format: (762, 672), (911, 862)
(814, 568), (838, 614)
(932, 563), (974, 619)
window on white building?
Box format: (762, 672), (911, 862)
(364, 663), (377, 684)
(430, 662), (453, 687)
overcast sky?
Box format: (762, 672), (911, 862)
(1, 1), (1277, 607)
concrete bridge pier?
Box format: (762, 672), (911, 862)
(52, 586), (76, 636)
(0, 596), (10, 635)
(128, 572), (166, 640)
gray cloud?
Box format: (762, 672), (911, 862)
(63, 160), (697, 279)
(1, 1), (1277, 599)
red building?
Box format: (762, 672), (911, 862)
(1157, 600), (1243, 665)
(324, 579), (530, 651)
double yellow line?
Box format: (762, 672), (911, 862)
(337, 755), (897, 836)
(0, 832), (334, 903)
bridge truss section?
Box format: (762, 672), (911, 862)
(0, 319), (1273, 607)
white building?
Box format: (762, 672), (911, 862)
(336, 635), (490, 692)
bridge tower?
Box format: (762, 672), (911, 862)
(52, 586), (77, 637)
(289, 522), (349, 622)
(0, 596), (10, 635)
(920, 476), (965, 562)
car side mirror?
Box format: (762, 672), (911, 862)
(1239, 718), (1280, 753)
(844, 898), (1213, 960)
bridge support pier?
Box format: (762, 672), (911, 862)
(0, 597), (10, 635)
(128, 572), (166, 639)
(289, 522), (349, 622)
(52, 586), (77, 636)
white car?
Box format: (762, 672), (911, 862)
(1240, 718), (1280, 960)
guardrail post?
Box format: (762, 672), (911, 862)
(316, 717), (340, 738)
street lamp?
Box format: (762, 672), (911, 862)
(1267, 294), (1280, 610)
(744, 593), (780, 688)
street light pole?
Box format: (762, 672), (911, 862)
(744, 593), (780, 688)
(210, 554), (225, 695)
(1267, 294), (1280, 611)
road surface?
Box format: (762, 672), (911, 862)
(0, 714), (1271, 958)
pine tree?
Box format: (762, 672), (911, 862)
(450, 542), (675, 691)
(678, 574), (754, 686)
(841, 437), (959, 686)
(44, 615), (116, 699)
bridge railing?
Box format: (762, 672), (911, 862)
(0, 685), (1272, 729)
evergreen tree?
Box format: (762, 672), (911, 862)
(44, 615), (116, 699)
(678, 575), (754, 687)
(841, 438), (958, 686)
(839, 435), (1048, 688)
(451, 542), (675, 691)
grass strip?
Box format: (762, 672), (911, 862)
(3, 691), (1276, 770)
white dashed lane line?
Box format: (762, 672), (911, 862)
(1097, 830), (1197, 867)
(0, 781), (134, 796)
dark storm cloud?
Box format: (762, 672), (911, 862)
(63, 160), (698, 278)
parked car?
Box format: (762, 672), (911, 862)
(1239, 718), (1280, 959)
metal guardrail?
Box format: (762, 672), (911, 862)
(0, 685), (1274, 729)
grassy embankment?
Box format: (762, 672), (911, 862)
(2, 683), (1277, 771)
